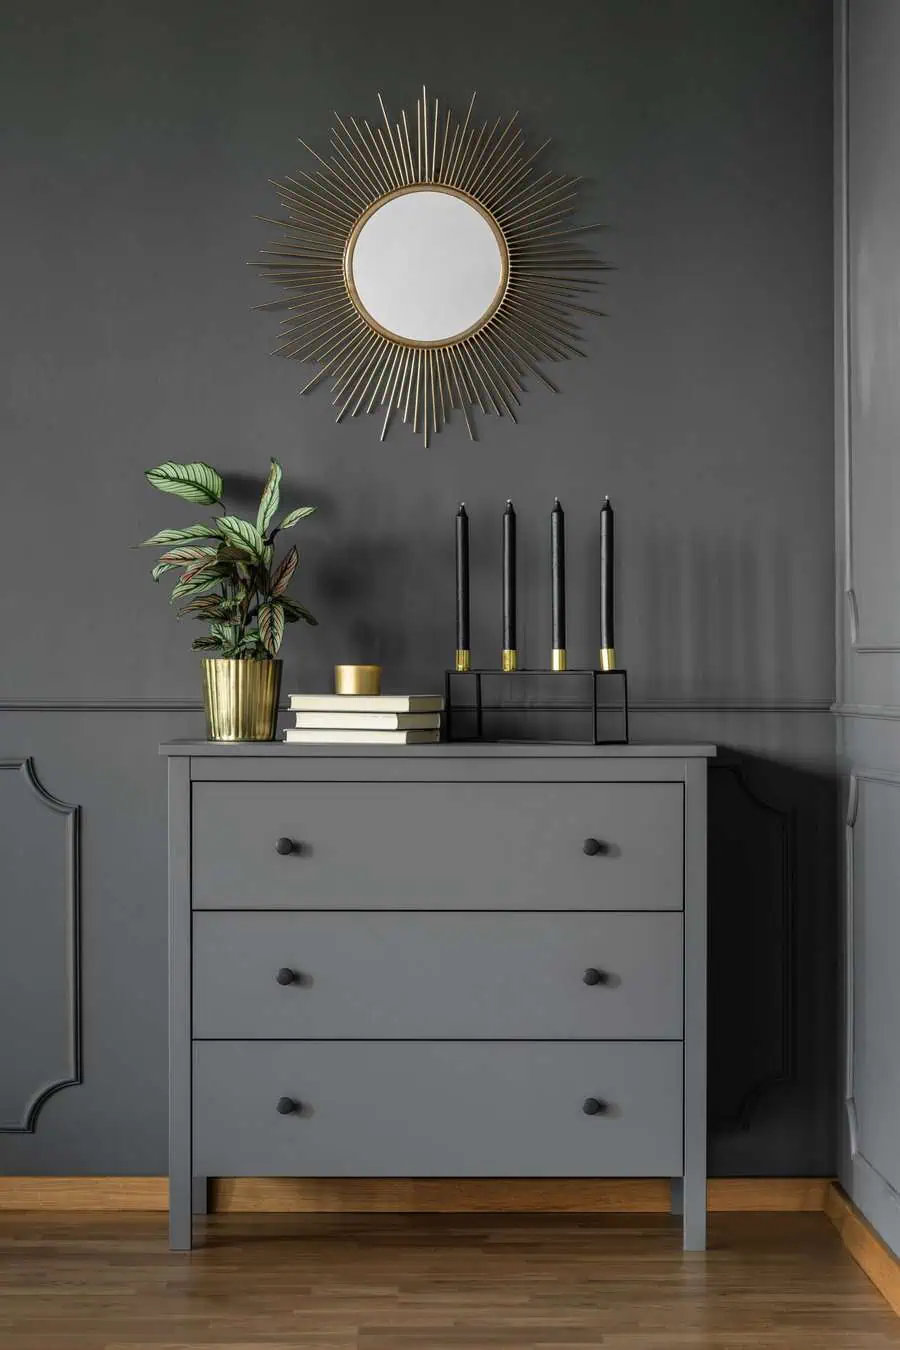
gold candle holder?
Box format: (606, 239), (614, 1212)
(598, 646), (617, 672)
(501, 649), (518, 673)
(334, 664), (382, 696)
(455, 649), (471, 673)
(551, 648), (568, 672)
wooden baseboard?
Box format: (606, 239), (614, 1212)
(212, 1176), (831, 1213)
(826, 1181), (900, 1317)
(212, 1178), (670, 1213)
(0, 1177), (168, 1211)
(0, 1175), (830, 1214)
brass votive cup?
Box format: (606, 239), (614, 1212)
(334, 664), (382, 696)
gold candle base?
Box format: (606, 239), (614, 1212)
(501, 649), (518, 673)
(455, 649), (471, 673)
(334, 664), (382, 696)
(202, 658), (282, 742)
(551, 648), (568, 672)
(598, 646), (617, 672)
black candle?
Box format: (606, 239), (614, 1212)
(456, 503), (470, 668)
(550, 497), (566, 663)
(599, 495), (615, 667)
(502, 500), (517, 660)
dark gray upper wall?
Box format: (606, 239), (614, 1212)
(0, 0), (833, 704)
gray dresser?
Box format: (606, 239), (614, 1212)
(163, 741), (713, 1250)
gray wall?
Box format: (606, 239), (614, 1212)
(835, 0), (900, 1254)
(0, 0), (835, 1175)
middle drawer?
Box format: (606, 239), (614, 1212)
(193, 911), (683, 1040)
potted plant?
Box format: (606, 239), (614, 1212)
(139, 459), (317, 741)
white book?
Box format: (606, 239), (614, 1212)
(283, 728), (441, 745)
(294, 712), (441, 730)
(287, 693), (444, 714)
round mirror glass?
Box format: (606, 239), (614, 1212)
(346, 188), (508, 344)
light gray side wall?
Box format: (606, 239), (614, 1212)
(835, 0), (900, 1255)
(0, 0), (835, 1176)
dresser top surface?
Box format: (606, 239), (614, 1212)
(161, 740), (716, 759)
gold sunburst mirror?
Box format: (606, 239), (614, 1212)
(254, 87), (606, 445)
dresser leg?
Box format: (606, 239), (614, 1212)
(169, 1177), (193, 1251)
(670, 1178), (683, 1215)
(192, 1176), (209, 1215)
(681, 1171), (707, 1251)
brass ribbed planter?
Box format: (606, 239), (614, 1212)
(201, 659), (282, 742)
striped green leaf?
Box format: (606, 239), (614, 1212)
(179, 556), (224, 585)
(138, 524), (222, 547)
(258, 600), (285, 655)
(192, 636), (224, 652)
(270, 545), (298, 597)
(157, 546), (218, 567)
(216, 515), (265, 559)
(170, 563), (229, 600)
(145, 462), (223, 505)
(277, 505), (315, 532)
(256, 459), (282, 535)
(282, 595), (318, 626)
(210, 622), (238, 647)
(152, 560), (181, 582)
(176, 595), (229, 620)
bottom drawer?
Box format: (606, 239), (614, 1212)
(193, 1041), (683, 1177)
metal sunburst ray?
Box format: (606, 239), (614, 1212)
(253, 87), (606, 446)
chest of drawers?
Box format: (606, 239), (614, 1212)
(164, 742), (713, 1250)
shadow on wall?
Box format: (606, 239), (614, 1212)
(640, 527), (802, 701)
(707, 752), (837, 1171)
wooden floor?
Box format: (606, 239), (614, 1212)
(0, 1211), (898, 1349)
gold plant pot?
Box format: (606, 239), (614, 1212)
(201, 659), (282, 742)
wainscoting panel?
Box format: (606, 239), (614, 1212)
(844, 0), (900, 655)
(845, 773), (900, 1251)
(0, 711), (202, 1173)
(0, 759), (80, 1133)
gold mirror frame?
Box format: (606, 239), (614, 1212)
(254, 87), (606, 446)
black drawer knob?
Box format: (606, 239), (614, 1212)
(276, 1096), (299, 1115)
(276, 968), (297, 986)
(583, 968), (607, 986)
(582, 837), (606, 856)
(275, 837), (296, 855)
(582, 1097), (608, 1116)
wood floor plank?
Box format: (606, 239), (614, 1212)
(0, 1211), (897, 1349)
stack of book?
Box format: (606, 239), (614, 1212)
(284, 693), (444, 744)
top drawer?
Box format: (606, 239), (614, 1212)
(191, 781), (683, 910)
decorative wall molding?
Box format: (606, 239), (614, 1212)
(833, 703), (900, 722)
(844, 768), (900, 1216)
(634, 699), (832, 714)
(0, 759), (81, 1133)
(0, 696), (835, 713)
(0, 698), (204, 711)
